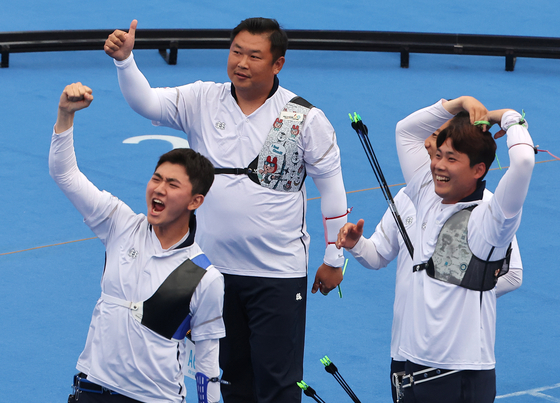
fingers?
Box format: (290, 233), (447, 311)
(311, 268), (332, 295)
(336, 223), (354, 248)
(355, 219), (365, 233)
(461, 96), (489, 130)
(64, 82), (93, 102)
(311, 275), (321, 294)
(311, 263), (343, 295)
(336, 224), (347, 248)
(469, 107), (489, 129)
(59, 82), (94, 114)
(311, 278), (332, 295)
(56, 82), (93, 132)
(494, 129), (506, 139)
(104, 20), (137, 60)
(104, 29), (126, 55)
(472, 113), (490, 132)
(107, 30), (126, 48)
(470, 109), (488, 125)
(335, 220), (364, 249)
(318, 277), (341, 295)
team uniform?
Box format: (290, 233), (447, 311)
(114, 53), (347, 402)
(348, 187), (522, 402)
(393, 100), (534, 402)
(347, 188), (414, 402)
(348, 189), (415, 363)
(49, 125), (225, 403)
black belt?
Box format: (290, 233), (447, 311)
(73, 373), (119, 395)
(401, 367), (458, 388)
(214, 167), (260, 186)
(214, 167), (253, 175)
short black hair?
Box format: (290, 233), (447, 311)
(155, 148), (214, 196)
(230, 17), (288, 62)
(437, 111), (497, 180)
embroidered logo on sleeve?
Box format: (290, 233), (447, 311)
(128, 248), (139, 259)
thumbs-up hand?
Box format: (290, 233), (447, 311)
(104, 19), (138, 61)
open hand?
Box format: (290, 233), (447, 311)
(336, 219), (364, 250)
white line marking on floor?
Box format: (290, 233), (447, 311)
(496, 383), (560, 401)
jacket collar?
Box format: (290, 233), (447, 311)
(459, 180), (486, 203)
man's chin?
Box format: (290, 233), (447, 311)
(146, 214), (160, 226)
(433, 183), (448, 199)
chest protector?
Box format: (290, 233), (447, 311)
(101, 254), (209, 341)
(420, 206), (511, 291)
(215, 96), (313, 193)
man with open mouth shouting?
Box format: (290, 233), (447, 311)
(50, 82), (225, 403)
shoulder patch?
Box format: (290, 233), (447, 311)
(191, 253), (211, 270)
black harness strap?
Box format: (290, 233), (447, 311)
(214, 164), (260, 185)
(142, 259), (207, 340)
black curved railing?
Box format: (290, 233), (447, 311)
(1, 28), (559, 71)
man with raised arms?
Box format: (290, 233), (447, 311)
(336, 102), (523, 403)
(50, 82), (225, 403)
(391, 96), (534, 402)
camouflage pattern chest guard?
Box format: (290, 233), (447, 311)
(414, 206), (511, 292)
(215, 96), (313, 193)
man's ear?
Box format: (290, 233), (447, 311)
(188, 194), (205, 211)
(273, 56), (285, 75)
(473, 162), (486, 180)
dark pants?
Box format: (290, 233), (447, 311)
(403, 361), (496, 403)
(68, 390), (141, 403)
(220, 273), (307, 403)
(391, 359), (406, 403)
(68, 373), (142, 403)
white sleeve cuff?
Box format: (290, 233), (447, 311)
(324, 243), (344, 268)
(113, 52), (135, 69)
(502, 110), (533, 148)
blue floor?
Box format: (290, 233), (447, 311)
(1, 1), (560, 402)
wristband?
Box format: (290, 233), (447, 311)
(503, 110), (528, 131)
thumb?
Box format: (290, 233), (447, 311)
(356, 219), (365, 234)
(494, 129), (506, 140)
(311, 274), (320, 294)
(128, 19), (138, 39)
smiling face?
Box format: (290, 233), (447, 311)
(430, 138), (486, 204)
(145, 162), (202, 237)
(227, 30), (285, 100)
